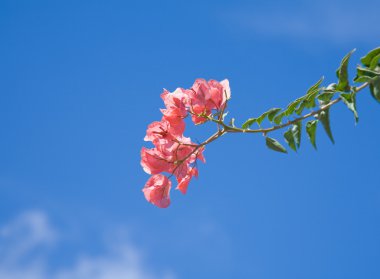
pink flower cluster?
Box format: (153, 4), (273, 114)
(141, 79), (231, 208)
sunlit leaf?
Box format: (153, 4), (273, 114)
(292, 121), (301, 149)
(267, 108), (282, 122)
(336, 49), (355, 92)
(370, 77), (380, 103)
(340, 93), (359, 123)
(361, 47), (380, 67)
(284, 129), (296, 152)
(306, 120), (318, 149)
(319, 109), (334, 144)
(266, 137), (287, 153)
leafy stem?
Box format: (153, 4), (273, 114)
(168, 46), (380, 175)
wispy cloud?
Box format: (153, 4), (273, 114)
(0, 211), (175, 279)
(222, 1), (380, 44)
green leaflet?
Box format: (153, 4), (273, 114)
(336, 49), (355, 92)
(292, 121), (302, 149)
(354, 67), (380, 83)
(370, 54), (380, 70)
(284, 129), (296, 152)
(273, 112), (286, 125)
(361, 47), (380, 67)
(306, 120), (318, 149)
(307, 77), (324, 94)
(370, 77), (380, 103)
(295, 101), (306, 115)
(319, 109), (335, 144)
(284, 98), (303, 116)
(318, 83), (336, 103)
(305, 91), (318, 109)
(317, 92), (334, 102)
(241, 118), (256, 129)
(265, 137), (287, 154)
(340, 93), (359, 123)
(267, 108), (282, 122)
(241, 108), (282, 129)
(293, 77), (324, 115)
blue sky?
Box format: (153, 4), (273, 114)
(0, 0), (379, 278)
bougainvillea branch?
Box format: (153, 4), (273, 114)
(141, 47), (380, 208)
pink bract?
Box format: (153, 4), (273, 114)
(143, 174), (171, 208)
(141, 78), (231, 207)
(140, 147), (172, 175)
(176, 167), (198, 194)
(144, 119), (184, 145)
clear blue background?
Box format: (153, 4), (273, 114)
(0, 0), (379, 278)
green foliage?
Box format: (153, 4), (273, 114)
(319, 109), (334, 144)
(306, 120), (318, 149)
(336, 49), (355, 92)
(370, 77), (380, 103)
(354, 67), (380, 83)
(360, 47), (380, 67)
(267, 108), (282, 122)
(356, 47), (380, 102)
(236, 46), (378, 155)
(266, 137), (287, 153)
(273, 112), (286, 125)
(293, 121), (301, 149)
(340, 93), (359, 123)
(242, 108), (281, 129)
(294, 77), (324, 115)
(284, 122), (301, 152)
(284, 129), (296, 152)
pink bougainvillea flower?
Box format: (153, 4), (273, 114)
(140, 147), (173, 175)
(143, 174), (171, 208)
(176, 167), (198, 194)
(160, 88), (188, 125)
(185, 78), (231, 124)
(161, 88), (189, 110)
(141, 78), (231, 207)
(186, 79), (212, 124)
(208, 79), (231, 110)
(144, 118), (184, 145)
(220, 79), (231, 104)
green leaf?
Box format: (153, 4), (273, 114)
(295, 101), (307, 115)
(256, 108), (276, 125)
(273, 112), (286, 125)
(336, 49), (355, 92)
(370, 77), (380, 103)
(284, 129), (296, 152)
(354, 66), (380, 83)
(361, 47), (380, 67)
(319, 109), (335, 144)
(370, 54), (380, 70)
(242, 107), (283, 129)
(241, 118), (256, 129)
(305, 91), (319, 109)
(267, 108), (282, 122)
(294, 78), (323, 112)
(265, 137), (287, 154)
(284, 98), (303, 116)
(307, 77), (324, 94)
(317, 92), (334, 102)
(292, 121), (301, 149)
(306, 120), (318, 149)
(340, 93), (359, 123)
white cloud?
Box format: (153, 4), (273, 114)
(223, 1), (380, 44)
(0, 211), (175, 279)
